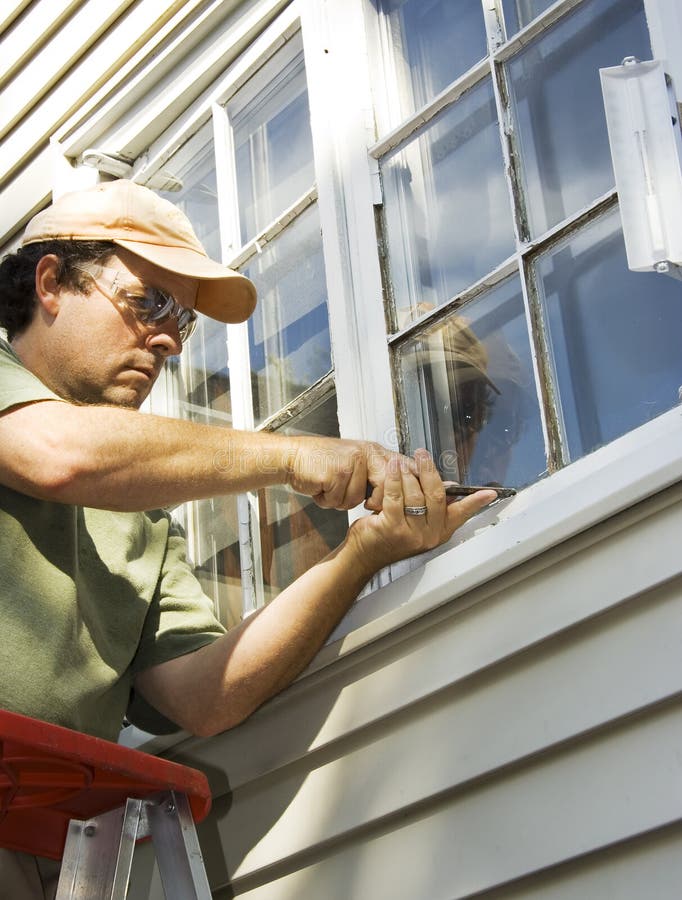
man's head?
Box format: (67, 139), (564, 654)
(0, 180), (257, 408)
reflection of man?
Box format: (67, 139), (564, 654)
(0, 181), (496, 897)
(420, 316), (524, 487)
(439, 317), (499, 479)
(468, 331), (526, 486)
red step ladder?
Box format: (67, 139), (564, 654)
(0, 709), (212, 898)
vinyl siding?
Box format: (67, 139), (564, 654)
(144, 481), (682, 898)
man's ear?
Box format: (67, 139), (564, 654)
(34, 255), (63, 317)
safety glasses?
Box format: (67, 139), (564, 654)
(74, 265), (197, 343)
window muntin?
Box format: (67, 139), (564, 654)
(396, 276), (546, 489)
(508, 0), (650, 238)
(373, 0), (488, 123)
(535, 208), (682, 462)
(381, 77), (516, 330)
(243, 203), (332, 425)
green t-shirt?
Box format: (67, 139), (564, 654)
(0, 339), (225, 741)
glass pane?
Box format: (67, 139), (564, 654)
(536, 208), (682, 461)
(256, 394), (348, 604)
(244, 205), (332, 425)
(157, 119), (221, 261)
(179, 319), (240, 629)
(508, 0), (650, 237)
(501, 0), (556, 36)
(374, 0), (487, 119)
(191, 495), (242, 630)
(182, 317), (231, 426)
(229, 33), (315, 244)
(155, 122), (242, 627)
(396, 277), (546, 489)
(381, 78), (516, 330)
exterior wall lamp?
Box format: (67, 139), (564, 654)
(600, 57), (682, 281)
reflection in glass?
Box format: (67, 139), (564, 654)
(157, 119), (221, 261)
(396, 277), (546, 489)
(256, 394), (348, 604)
(374, 0), (487, 120)
(381, 78), (515, 329)
(508, 0), (649, 237)
(536, 208), (682, 462)
(501, 0), (556, 36)
(229, 34), (315, 245)
(190, 496), (242, 630)
(244, 205), (332, 425)
(183, 317), (231, 426)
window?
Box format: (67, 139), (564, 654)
(148, 25), (347, 623)
(370, 0), (681, 490)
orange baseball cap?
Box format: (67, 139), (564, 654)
(21, 179), (257, 324)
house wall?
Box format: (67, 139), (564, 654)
(2, 2), (681, 898)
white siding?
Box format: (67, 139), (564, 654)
(150, 482), (682, 898)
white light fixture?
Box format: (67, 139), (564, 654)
(600, 57), (682, 280)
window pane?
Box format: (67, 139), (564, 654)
(501, 0), (556, 36)
(157, 119), (221, 261)
(381, 78), (516, 329)
(374, 0), (487, 119)
(191, 496), (242, 629)
(183, 317), (231, 425)
(244, 205), (332, 425)
(508, 0), (650, 237)
(229, 35), (315, 244)
(256, 394), (347, 604)
(396, 277), (546, 489)
(535, 208), (682, 461)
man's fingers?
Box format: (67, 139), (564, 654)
(445, 488), (498, 527)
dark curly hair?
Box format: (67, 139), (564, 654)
(0, 240), (117, 340)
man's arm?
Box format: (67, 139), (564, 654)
(0, 399), (398, 512)
(134, 452), (497, 737)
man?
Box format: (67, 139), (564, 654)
(0, 180), (495, 896)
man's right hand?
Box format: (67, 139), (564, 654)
(285, 435), (416, 511)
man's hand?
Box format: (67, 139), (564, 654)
(286, 436), (416, 511)
(344, 448), (498, 573)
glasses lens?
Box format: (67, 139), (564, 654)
(177, 309), (197, 343)
(137, 288), (175, 322)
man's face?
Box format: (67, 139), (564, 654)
(44, 250), (198, 409)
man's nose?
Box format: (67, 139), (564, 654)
(145, 321), (183, 356)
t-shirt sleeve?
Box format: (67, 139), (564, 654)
(0, 338), (64, 412)
(126, 516), (227, 734)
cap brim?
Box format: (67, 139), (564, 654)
(114, 239), (257, 324)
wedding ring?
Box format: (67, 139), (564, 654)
(404, 505), (428, 516)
